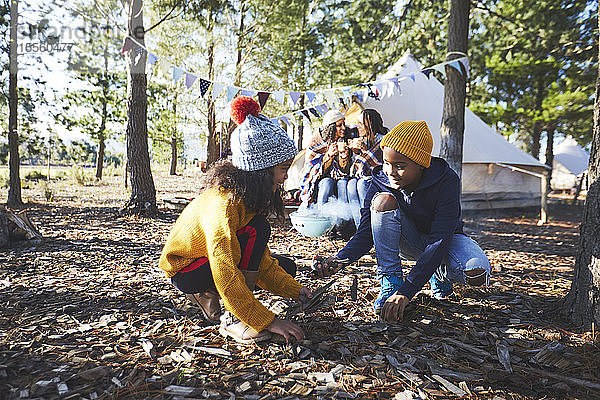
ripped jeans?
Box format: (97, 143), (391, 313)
(370, 193), (491, 296)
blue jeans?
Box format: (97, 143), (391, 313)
(357, 177), (370, 207)
(317, 178), (336, 206)
(370, 193), (491, 296)
(345, 178), (362, 227)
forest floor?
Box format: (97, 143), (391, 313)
(0, 167), (598, 400)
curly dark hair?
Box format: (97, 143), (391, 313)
(200, 160), (284, 217)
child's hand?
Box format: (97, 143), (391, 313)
(381, 293), (410, 323)
(326, 143), (339, 157)
(298, 287), (313, 304)
(311, 256), (342, 278)
(266, 318), (304, 342)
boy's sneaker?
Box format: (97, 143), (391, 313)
(373, 273), (404, 314)
(429, 274), (454, 300)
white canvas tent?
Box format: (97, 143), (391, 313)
(551, 137), (589, 191)
(343, 52), (549, 210)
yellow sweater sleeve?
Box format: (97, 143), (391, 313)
(257, 246), (303, 299)
(200, 197), (277, 333)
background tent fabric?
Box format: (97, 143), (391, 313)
(344, 52), (548, 210)
(551, 137), (590, 191)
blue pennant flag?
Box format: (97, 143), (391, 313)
(172, 67), (184, 83)
(227, 86), (239, 102)
(147, 52), (158, 66)
(289, 92), (302, 105)
(185, 73), (197, 89)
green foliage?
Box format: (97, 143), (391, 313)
(70, 165), (94, 186)
(24, 170), (47, 181)
(0, 171), (8, 189)
(54, 0), (127, 171)
(469, 0), (597, 154)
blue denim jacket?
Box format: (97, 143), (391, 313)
(336, 157), (465, 299)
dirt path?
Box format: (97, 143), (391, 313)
(0, 171), (598, 399)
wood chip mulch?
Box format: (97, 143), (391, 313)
(0, 172), (598, 400)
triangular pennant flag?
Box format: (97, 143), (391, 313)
(120, 37), (134, 55)
(280, 116), (290, 126)
(198, 78), (211, 97)
(458, 57), (470, 78)
(212, 82), (224, 100)
(300, 110), (311, 121)
(374, 83), (385, 99)
(227, 86), (239, 102)
(321, 104), (330, 113)
(324, 90), (337, 106)
(184, 72), (197, 89)
(258, 92), (271, 109)
(241, 89), (256, 97)
(422, 69), (433, 79)
(289, 92), (302, 106)
(433, 64), (446, 76)
(447, 60), (463, 76)
(272, 91), (286, 104)
(313, 105), (324, 116)
(355, 90), (365, 103)
(147, 52), (158, 66)
(309, 107), (320, 118)
(158, 59), (171, 76)
(341, 86), (351, 98)
(305, 91), (317, 104)
(172, 67), (184, 83)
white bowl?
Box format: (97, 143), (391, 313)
(289, 211), (334, 237)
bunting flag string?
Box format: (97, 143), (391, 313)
(119, 33), (468, 118)
(420, 56), (470, 79)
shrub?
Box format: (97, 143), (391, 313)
(25, 170), (47, 181)
(40, 180), (53, 202)
(71, 165), (94, 186)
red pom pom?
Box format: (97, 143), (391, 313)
(231, 96), (261, 125)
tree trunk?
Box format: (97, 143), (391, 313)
(564, 15), (600, 327)
(123, 0), (157, 215)
(439, 0), (470, 179)
(571, 173), (585, 205)
(545, 127), (555, 192)
(170, 94), (177, 175)
(7, 0), (23, 208)
(96, 138), (105, 179)
(297, 94), (305, 150)
(206, 15), (219, 166)
(96, 34), (110, 180)
(170, 136), (177, 175)
(529, 79), (546, 160)
(223, 3), (247, 158)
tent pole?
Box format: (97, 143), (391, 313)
(538, 171), (548, 225)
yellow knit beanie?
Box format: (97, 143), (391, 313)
(380, 120), (433, 168)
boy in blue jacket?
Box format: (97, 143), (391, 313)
(316, 120), (491, 323)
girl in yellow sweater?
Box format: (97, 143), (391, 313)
(159, 96), (312, 344)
